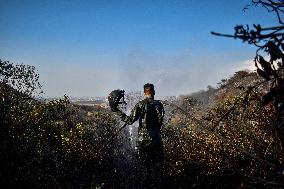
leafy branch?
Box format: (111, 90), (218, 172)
(212, 0), (284, 114)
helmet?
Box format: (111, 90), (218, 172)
(108, 89), (126, 112)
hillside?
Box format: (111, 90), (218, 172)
(1, 58), (284, 188)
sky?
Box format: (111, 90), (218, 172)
(0, 0), (277, 97)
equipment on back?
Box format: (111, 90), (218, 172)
(108, 89), (126, 112)
(143, 99), (164, 130)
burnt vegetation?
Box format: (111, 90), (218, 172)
(1, 0), (284, 188)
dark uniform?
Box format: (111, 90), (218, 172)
(117, 96), (165, 167)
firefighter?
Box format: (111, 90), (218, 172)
(109, 83), (165, 187)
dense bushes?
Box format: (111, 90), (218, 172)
(1, 58), (284, 188)
(0, 60), (128, 188)
(163, 70), (284, 188)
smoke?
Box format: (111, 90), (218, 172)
(234, 59), (256, 72)
(36, 49), (255, 98)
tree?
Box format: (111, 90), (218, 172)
(212, 0), (284, 138)
(0, 59), (42, 97)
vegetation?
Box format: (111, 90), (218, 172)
(0, 59), (126, 188)
(1, 0), (284, 188)
(163, 70), (284, 188)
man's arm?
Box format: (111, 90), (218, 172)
(116, 102), (141, 125)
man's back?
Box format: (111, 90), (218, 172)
(136, 98), (164, 144)
(117, 97), (164, 143)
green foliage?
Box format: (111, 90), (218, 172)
(0, 59), (42, 96)
(1, 59), (284, 188)
(163, 71), (284, 187)
(2, 2), (284, 186)
(0, 59), (122, 188)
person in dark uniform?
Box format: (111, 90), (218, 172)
(116, 83), (165, 187)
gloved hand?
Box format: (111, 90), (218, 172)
(108, 89), (126, 112)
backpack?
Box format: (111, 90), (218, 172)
(143, 99), (164, 130)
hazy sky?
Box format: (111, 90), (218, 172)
(0, 0), (276, 97)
